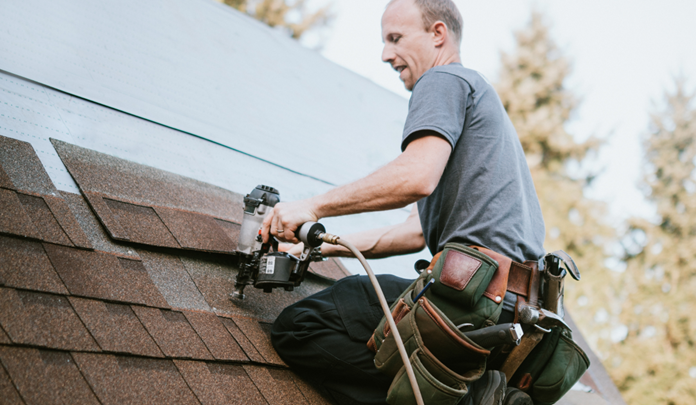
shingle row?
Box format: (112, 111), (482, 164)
(0, 346), (334, 405)
(0, 284), (289, 365)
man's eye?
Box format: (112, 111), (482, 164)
(393, 36), (401, 43)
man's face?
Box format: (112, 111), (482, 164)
(381, 0), (437, 91)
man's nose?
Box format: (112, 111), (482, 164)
(381, 44), (394, 63)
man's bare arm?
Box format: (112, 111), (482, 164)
(263, 134), (451, 243)
(320, 205), (426, 259)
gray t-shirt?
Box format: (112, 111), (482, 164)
(403, 63), (545, 263)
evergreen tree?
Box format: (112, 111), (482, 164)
(612, 79), (696, 404)
(218, 0), (331, 40)
(496, 9), (621, 375)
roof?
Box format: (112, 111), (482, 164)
(0, 133), (349, 404)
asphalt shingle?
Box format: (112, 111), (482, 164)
(69, 297), (164, 358)
(309, 258), (352, 281)
(233, 317), (286, 366)
(0, 360), (24, 405)
(182, 310), (248, 361)
(156, 206), (236, 252)
(104, 198), (181, 248)
(244, 365), (309, 405)
(0, 188), (41, 240)
(132, 306), (213, 360)
(52, 139), (243, 221)
(72, 352), (200, 405)
(16, 193), (73, 246)
(43, 244), (167, 307)
(174, 360), (268, 405)
(0, 288), (99, 351)
(219, 316), (265, 363)
(42, 195), (93, 249)
(137, 249), (211, 311)
(0, 236), (68, 295)
(0, 346), (100, 405)
(0, 165), (13, 189)
(0, 135), (57, 196)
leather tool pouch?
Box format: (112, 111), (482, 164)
(368, 243), (503, 405)
(375, 293), (489, 404)
(368, 243), (504, 353)
(510, 327), (590, 405)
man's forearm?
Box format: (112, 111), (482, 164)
(321, 207), (426, 259)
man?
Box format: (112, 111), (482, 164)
(264, 0), (545, 403)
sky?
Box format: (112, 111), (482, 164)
(303, 0), (696, 227)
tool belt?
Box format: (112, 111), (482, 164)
(368, 243), (589, 405)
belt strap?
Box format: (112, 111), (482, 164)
(425, 246), (539, 305)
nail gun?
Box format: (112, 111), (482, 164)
(231, 185), (323, 300)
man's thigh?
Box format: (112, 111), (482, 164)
(271, 274), (414, 404)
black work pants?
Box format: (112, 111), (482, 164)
(271, 274), (414, 405)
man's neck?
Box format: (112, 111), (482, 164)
(432, 48), (461, 68)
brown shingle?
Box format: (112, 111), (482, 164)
(0, 325), (9, 344)
(104, 198), (180, 248)
(244, 365), (309, 405)
(69, 297), (164, 358)
(309, 258), (351, 281)
(137, 249), (212, 311)
(0, 189), (41, 240)
(16, 193), (73, 246)
(174, 360), (268, 405)
(132, 306), (213, 360)
(83, 192), (129, 240)
(156, 207), (235, 252)
(0, 347), (100, 405)
(42, 195), (93, 249)
(233, 317), (286, 366)
(116, 258), (170, 308)
(0, 165), (13, 189)
(182, 310), (248, 361)
(219, 316), (265, 363)
(0, 236), (68, 295)
(60, 192), (138, 258)
(51, 139), (243, 221)
(0, 288), (99, 351)
(290, 374), (335, 405)
(215, 219), (241, 245)
(43, 244), (166, 307)
(0, 136), (57, 196)
(0, 360), (23, 405)
(72, 352), (200, 405)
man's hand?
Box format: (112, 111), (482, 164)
(261, 200), (319, 244)
(278, 242), (304, 257)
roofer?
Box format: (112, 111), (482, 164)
(262, 0), (547, 403)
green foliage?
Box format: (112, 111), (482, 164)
(497, 10), (625, 398)
(612, 79), (696, 405)
(218, 0), (332, 39)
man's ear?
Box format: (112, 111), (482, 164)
(430, 21), (448, 47)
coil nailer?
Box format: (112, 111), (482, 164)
(231, 185), (323, 299)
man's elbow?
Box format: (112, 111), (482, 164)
(411, 179), (437, 200)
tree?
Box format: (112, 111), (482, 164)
(218, 0), (332, 40)
(610, 79), (696, 405)
(496, 9), (621, 378)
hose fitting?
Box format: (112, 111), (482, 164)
(318, 232), (340, 245)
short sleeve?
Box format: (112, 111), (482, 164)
(401, 71), (471, 151)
